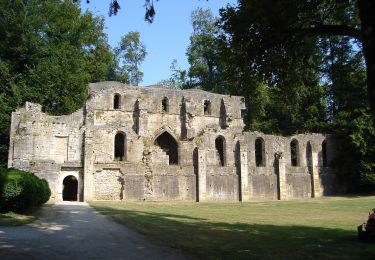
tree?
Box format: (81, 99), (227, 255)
(219, 0), (375, 129)
(115, 31), (147, 86)
(0, 0), (114, 166)
(80, 0), (158, 22)
(187, 8), (223, 92)
(158, 59), (189, 89)
(218, 0), (375, 189)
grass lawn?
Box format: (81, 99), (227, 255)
(90, 196), (375, 259)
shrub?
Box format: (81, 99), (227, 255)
(0, 168), (51, 212)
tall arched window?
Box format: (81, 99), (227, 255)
(290, 139), (300, 166)
(215, 136), (226, 166)
(114, 132), (126, 161)
(155, 131), (178, 165)
(219, 99), (227, 129)
(306, 142), (313, 169)
(322, 140), (327, 167)
(255, 138), (265, 167)
(162, 97), (169, 112)
(113, 94), (121, 109)
(204, 100), (211, 115)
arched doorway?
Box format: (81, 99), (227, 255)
(155, 131), (178, 165)
(63, 175), (78, 201)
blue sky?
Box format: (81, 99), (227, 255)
(80, 0), (237, 86)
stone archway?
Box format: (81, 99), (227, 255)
(63, 175), (78, 201)
(154, 131), (178, 165)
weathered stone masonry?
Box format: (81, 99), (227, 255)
(8, 81), (339, 201)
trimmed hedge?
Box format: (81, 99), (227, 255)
(0, 168), (51, 212)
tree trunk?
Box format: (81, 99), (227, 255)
(358, 0), (375, 128)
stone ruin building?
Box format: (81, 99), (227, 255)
(8, 81), (339, 202)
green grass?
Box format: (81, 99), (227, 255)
(90, 196), (375, 259)
(0, 207), (40, 226)
(0, 202), (51, 226)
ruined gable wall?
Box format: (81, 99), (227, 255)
(8, 102), (84, 201)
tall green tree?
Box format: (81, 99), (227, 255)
(0, 0), (114, 166)
(321, 37), (375, 190)
(187, 8), (223, 92)
(218, 0), (374, 189)
(115, 31), (147, 86)
(219, 0), (375, 129)
(218, 1), (328, 133)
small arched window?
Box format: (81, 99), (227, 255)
(255, 138), (265, 167)
(204, 100), (211, 115)
(322, 140), (327, 167)
(290, 139), (300, 167)
(215, 136), (226, 166)
(114, 132), (126, 161)
(162, 97), (169, 112)
(113, 94), (121, 109)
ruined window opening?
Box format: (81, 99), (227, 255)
(219, 99), (227, 129)
(241, 108), (247, 119)
(255, 138), (265, 167)
(113, 94), (121, 109)
(63, 175), (78, 201)
(114, 132), (126, 161)
(155, 131), (178, 165)
(306, 142), (313, 168)
(204, 100), (211, 115)
(322, 140), (327, 167)
(290, 139), (300, 167)
(235, 141), (241, 173)
(162, 97), (169, 112)
(215, 136), (225, 166)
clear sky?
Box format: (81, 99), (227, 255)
(80, 0), (237, 86)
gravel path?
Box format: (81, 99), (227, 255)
(0, 202), (192, 260)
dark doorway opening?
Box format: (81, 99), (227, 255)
(155, 131), (178, 165)
(63, 175), (78, 201)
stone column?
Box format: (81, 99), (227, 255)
(276, 152), (287, 200)
(197, 148), (207, 202)
(83, 131), (94, 201)
(311, 151), (322, 197)
(240, 149), (250, 201)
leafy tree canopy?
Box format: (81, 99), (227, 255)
(114, 31), (147, 86)
(0, 0), (114, 166)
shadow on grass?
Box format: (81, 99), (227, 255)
(94, 205), (375, 259)
(0, 208), (40, 227)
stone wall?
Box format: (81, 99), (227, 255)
(8, 82), (340, 202)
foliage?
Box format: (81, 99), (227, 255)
(0, 0), (114, 166)
(186, 8), (224, 92)
(213, 0), (375, 189)
(114, 31), (147, 86)
(91, 197), (375, 259)
(157, 59), (189, 89)
(0, 168), (51, 213)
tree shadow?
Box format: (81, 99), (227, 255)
(94, 205), (375, 259)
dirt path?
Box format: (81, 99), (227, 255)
(0, 202), (192, 260)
